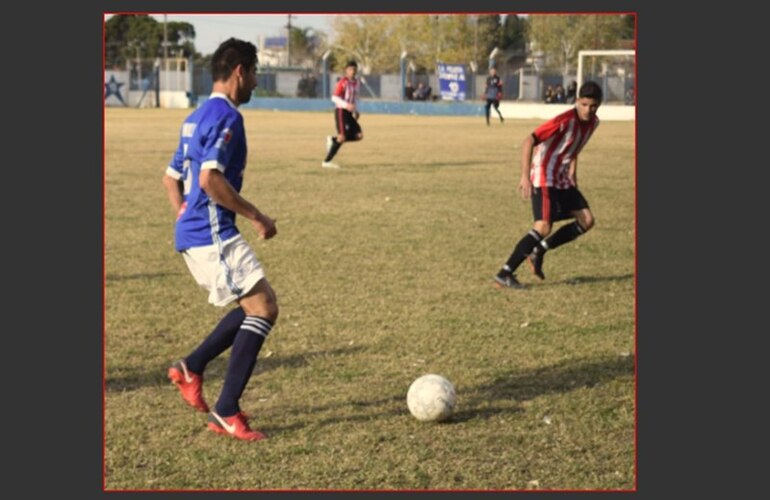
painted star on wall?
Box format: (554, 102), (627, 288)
(105, 75), (126, 105)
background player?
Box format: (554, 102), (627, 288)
(322, 60), (364, 169)
(484, 66), (504, 126)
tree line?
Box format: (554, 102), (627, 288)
(105, 14), (634, 76)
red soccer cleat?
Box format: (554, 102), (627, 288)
(168, 360), (209, 413)
(207, 411), (267, 441)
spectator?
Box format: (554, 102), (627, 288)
(554, 84), (565, 103)
(413, 82), (431, 101)
(306, 73), (318, 98)
(544, 85), (555, 103)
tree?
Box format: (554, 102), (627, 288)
(526, 14), (627, 77)
(501, 14), (527, 52)
(477, 14), (501, 70)
(331, 15), (402, 73)
(105, 14), (197, 67)
(332, 14), (494, 74)
(288, 26), (327, 68)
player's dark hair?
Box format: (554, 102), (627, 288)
(345, 60), (358, 69)
(211, 38), (258, 82)
(578, 81), (603, 103)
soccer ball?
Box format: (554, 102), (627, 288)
(406, 374), (456, 422)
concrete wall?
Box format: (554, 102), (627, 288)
(499, 102), (634, 121)
(222, 97), (635, 121)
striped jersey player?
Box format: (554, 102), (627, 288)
(494, 81), (603, 289)
(322, 60), (364, 169)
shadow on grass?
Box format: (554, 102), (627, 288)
(105, 271), (185, 282)
(546, 273), (634, 287)
(105, 345), (365, 393)
(451, 354), (634, 422)
(300, 160), (494, 173)
(296, 354), (634, 427)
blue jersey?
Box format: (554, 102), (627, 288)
(165, 94), (248, 251)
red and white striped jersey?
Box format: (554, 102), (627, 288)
(530, 108), (600, 188)
(332, 77), (359, 108)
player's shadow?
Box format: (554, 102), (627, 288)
(450, 354), (635, 423)
(291, 354), (633, 428)
(105, 271), (185, 282)
(104, 346), (365, 393)
(547, 273), (634, 287)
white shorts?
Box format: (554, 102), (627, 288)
(182, 234), (266, 307)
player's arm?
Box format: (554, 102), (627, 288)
(568, 157), (578, 187)
(518, 133), (535, 199)
(331, 80), (355, 112)
(199, 169), (276, 240)
(162, 174), (184, 214)
(163, 142), (185, 216)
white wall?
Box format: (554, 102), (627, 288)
(498, 102), (634, 121)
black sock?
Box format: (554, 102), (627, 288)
(185, 307), (245, 374)
(545, 221), (585, 250)
(325, 138), (342, 162)
(502, 229), (543, 273)
(215, 316), (273, 417)
(485, 105), (491, 124)
(496, 108), (504, 121)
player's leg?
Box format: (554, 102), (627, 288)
(350, 117), (363, 142)
(323, 109), (346, 166)
(169, 244), (249, 412)
(530, 190), (593, 278)
(485, 100), (492, 125)
(495, 188), (552, 288)
(208, 278), (277, 441)
(544, 208), (593, 250)
(494, 100), (504, 122)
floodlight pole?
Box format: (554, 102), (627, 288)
(488, 46), (499, 70)
(321, 50), (332, 99)
(400, 50), (408, 102)
(163, 14), (168, 106)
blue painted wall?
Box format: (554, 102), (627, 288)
(197, 96), (486, 116)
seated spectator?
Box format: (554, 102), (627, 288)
(544, 85), (555, 103)
(306, 74), (318, 98)
(413, 82), (431, 101)
(554, 84), (565, 103)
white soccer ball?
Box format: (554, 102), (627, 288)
(406, 374), (456, 422)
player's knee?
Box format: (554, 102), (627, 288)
(240, 283), (279, 322)
(246, 299), (278, 323)
(337, 134), (346, 143)
(356, 133), (363, 141)
(579, 212), (595, 231)
(534, 221), (552, 236)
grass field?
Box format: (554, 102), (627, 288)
(105, 107), (635, 491)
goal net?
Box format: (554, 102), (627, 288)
(577, 50), (635, 105)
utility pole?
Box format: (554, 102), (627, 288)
(163, 14), (168, 101)
(474, 15), (479, 72)
(286, 14), (293, 67)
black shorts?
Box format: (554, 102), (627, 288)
(485, 98), (500, 108)
(334, 108), (362, 141)
(531, 186), (590, 222)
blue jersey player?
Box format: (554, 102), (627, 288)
(162, 38), (277, 441)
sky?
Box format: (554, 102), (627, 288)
(124, 14), (336, 56)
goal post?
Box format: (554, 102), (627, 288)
(577, 49), (635, 104)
